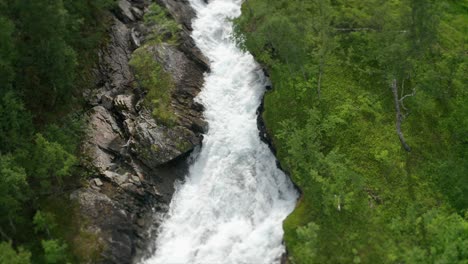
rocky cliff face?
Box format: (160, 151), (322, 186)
(70, 1), (209, 263)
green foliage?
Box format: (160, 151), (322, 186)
(0, 16), (15, 92)
(36, 196), (103, 263)
(27, 134), (77, 190)
(42, 114), (85, 154)
(0, 0), (115, 262)
(400, 209), (468, 263)
(0, 92), (32, 153)
(293, 222), (320, 263)
(144, 3), (181, 44)
(1, 0), (115, 119)
(236, 0), (468, 262)
(128, 3), (181, 127)
(0, 155), (28, 230)
(33, 211), (57, 236)
(41, 239), (68, 264)
(15, 0), (77, 113)
(63, 0), (116, 94)
(0, 242), (30, 264)
(130, 46), (177, 126)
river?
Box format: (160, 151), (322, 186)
(143, 0), (298, 263)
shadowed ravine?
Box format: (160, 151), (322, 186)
(142, 0), (298, 263)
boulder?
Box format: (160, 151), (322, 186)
(147, 43), (207, 132)
(129, 112), (200, 168)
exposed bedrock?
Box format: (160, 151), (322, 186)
(71, 0), (209, 263)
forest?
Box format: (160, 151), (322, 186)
(235, 0), (467, 263)
(0, 0), (467, 263)
(0, 0), (116, 262)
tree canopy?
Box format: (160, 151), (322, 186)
(236, 0), (468, 262)
(0, 0), (116, 262)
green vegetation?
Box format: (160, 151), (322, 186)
(130, 46), (177, 126)
(236, 0), (467, 263)
(144, 3), (181, 44)
(1, 0), (466, 262)
(41, 240), (68, 264)
(130, 3), (180, 126)
(0, 0), (116, 262)
(0, 242), (30, 264)
(1, 1), (181, 261)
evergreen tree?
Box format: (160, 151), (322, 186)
(15, 0), (77, 112)
(0, 155), (28, 239)
(0, 242), (30, 264)
(0, 92), (32, 153)
(41, 240), (68, 264)
(26, 134), (77, 191)
(0, 16), (15, 92)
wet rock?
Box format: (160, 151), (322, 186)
(191, 118), (209, 134)
(192, 101), (205, 112)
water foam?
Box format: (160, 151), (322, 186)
(143, 0), (298, 263)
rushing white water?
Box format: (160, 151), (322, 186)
(143, 0), (298, 263)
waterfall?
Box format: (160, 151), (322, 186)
(143, 0), (298, 263)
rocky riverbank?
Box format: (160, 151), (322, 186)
(70, 0), (209, 262)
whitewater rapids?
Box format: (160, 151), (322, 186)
(143, 0), (298, 263)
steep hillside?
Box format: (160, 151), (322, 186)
(235, 0), (467, 263)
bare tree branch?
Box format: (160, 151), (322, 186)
(400, 88), (417, 105)
(392, 79), (412, 152)
(397, 78), (416, 119)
